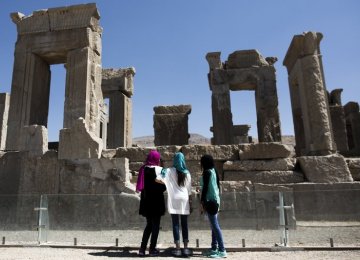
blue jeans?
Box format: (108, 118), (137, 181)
(141, 215), (161, 250)
(207, 213), (225, 252)
(171, 214), (189, 243)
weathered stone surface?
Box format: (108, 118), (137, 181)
(344, 102), (360, 156)
(11, 3), (100, 35)
(349, 168), (360, 181)
(116, 146), (180, 162)
(298, 154), (353, 183)
(346, 158), (360, 169)
(59, 118), (103, 159)
(206, 52), (222, 71)
(224, 170), (304, 184)
(223, 158), (296, 171)
(0, 93), (10, 150)
(101, 149), (116, 158)
(102, 67), (135, 97)
(154, 113), (190, 146)
(330, 105), (348, 153)
(220, 181), (254, 192)
(0, 152), (23, 194)
(227, 50), (268, 69)
(153, 105), (192, 115)
(181, 145), (240, 160)
(19, 125), (48, 157)
(239, 143), (294, 160)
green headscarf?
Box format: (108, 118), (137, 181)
(173, 152), (190, 174)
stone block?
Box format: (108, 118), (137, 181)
(59, 118), (103, 160)
(19, 125), (48, 157)
(298, 154), (353, 183)
(153, 105), (191, 115)
(223, 170), (305, 184)
(223, 158), (296, 171)
(181, 144), (241, 160)
(101, 149), (116, 158)
(226, 50), (268, 69)
(116, 146), (180, 162)
(0, 152), (23, 194)
(239, 143), (294, 160)
(154, 114), (190, 146)
(102, 68), (135, 97)
(349, 168), (360, 181)
(220, 181), (254, 192)
(346, 158), (360, 169)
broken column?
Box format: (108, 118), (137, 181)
(0, 93), (10, 150)
(344, 102), (360, 156)
(102, 68), (135, 148)
(328, 89), (348, 153)
(283, 31), (336, 156)
(153, 105), (191, 146)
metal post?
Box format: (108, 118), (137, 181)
(35, 195), (48, 245)
(276, 191), (293, 247)
(242, 239), (246, 248)
(2, 237), (5, 245)
(330, 238), (334, 247)
(196, 239), (199, 248)
(116, 238), (119, 247)
(74, 238), (77, 246)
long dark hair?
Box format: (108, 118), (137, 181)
(200, 154), (220, 189)
(176, 170), (187, 187)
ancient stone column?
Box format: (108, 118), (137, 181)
(153, 105), (191, 146)
(344, 102), (360, 155)
(206, 52), (234, 145)
(0, 93), (10, 150)
(102, 68), (135, 148)
(283, 32), (336, 156)
(328, 89), (348, 153)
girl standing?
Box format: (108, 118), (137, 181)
(137, 150), (166, 257)
(200, 154), (227, 258)
(157, 152), (192, 257)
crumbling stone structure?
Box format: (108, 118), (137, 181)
(283, 32), (336, 156)
(327, 89), (348, 153)
(0, 93), (10, 150)
(344, 102), (360, 156)
(153, 105), (191, 146)
(206, 50), (282, 145)
(7, 4), (105, 159)
(102, 68), (135, 148)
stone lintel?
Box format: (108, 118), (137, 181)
(153, 105), (192, 115)
(226, 49), (268, 69)
(102, 68), (135, 97)
(283, 31), (323, 73)
(11, 3), (100, 35)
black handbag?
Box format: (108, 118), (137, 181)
(204, 200), (219, 215)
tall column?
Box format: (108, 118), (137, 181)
(0, 93), (10, 150)
(283, 32), (336, 155)
(107, 92), (132, 148)
(256, 66), (282, 142)
(6, 51), (50, 150)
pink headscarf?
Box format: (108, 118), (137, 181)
(136, 150), (161, 192)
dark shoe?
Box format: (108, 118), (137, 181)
(138, 248), (146, 257)
(182, 248), (193, 256)
(171, 248), (182, 257)
(149, 248), (160, 257)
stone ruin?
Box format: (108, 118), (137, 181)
(0, 4), (359, 228)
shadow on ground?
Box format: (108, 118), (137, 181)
(88, 247), (199, 258)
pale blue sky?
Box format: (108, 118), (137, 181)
(1, 0), (359, 141)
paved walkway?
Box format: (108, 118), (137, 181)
(0, 247), (360, 260)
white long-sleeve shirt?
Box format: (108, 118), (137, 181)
(157, 167), (192, 215)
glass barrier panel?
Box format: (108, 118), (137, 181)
(0, 195), (40, 245)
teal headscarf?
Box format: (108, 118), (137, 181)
(173, 152), (189, 174)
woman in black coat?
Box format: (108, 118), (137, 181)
(137, 150), (166, 256)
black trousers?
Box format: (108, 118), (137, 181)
(140, 215), (161, 250)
